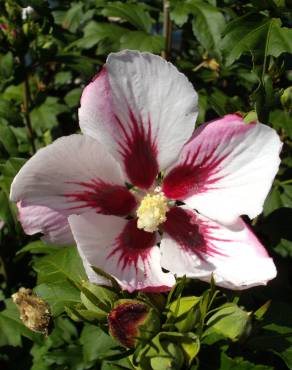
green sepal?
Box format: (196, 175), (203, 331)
(80, 281), (118, 314)
(134, 331), (200, 370)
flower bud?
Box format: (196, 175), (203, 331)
(205, 58), (220, 72)
(281, 86), (292, 111)
(108, 299), (160, 348)
(12, 288), (51, 335)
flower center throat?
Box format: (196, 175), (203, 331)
(136, 191), (169, 233)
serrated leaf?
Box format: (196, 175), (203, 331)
(33, 246), (86, 315)
(35, 282), (80, 316)
(0, 99), (22, 125)
(101, 2), (153, 32)
(76, 21), (128, 50)
(33, 246), (86, 284)
(221, 17), (292, 66)
(171, 0), (225, 57)
(31, 97), (68, 134)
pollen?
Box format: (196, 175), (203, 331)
(136, 192), (169, 233)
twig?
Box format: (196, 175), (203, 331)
(162, 0), (172, 60)
(23, 71), (36, 154)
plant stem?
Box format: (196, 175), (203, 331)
(23, 71), (36, 154)
(162, 0), (172, 60)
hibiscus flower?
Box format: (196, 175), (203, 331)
(10, 50), (282, 292)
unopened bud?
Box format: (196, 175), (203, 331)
(281, 86), (292, 111)
(108, 299), (160, 348)
(12, 288), (51, 335)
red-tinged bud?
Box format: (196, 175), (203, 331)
(108, 299), (160, 348)
(0, 24), (8, 32)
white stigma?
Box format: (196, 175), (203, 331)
(136, 191), (169, 233)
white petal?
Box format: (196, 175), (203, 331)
(163, 115), (282, 224)
(79, 50), (198, 188)
(161, 206), (277, 290)
(69, 211), (175, 292)
(10, 134), (136, 243)
(17, 201), (73, 245)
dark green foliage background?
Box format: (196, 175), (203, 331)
(0, 0), (291, 369)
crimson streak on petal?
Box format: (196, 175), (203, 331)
(115, 110), (159, 190)
(163, 207), (226, 258)
(163, 144), (228, 200)
(109, 219), (156, 272)
(64, 180), (137, 216)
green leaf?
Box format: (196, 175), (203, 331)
(62, 2), (84, 33)
(247, 302), (292, 369)
(33, 246), (86, 315)
(168, 296), (201, 318)
(120, 31), (164, 53)
(0, 124), (18, 156)
(0, 52), (13, 82)
(280, 184), (292, 208)
(263, 186), (282, 216)
(54, 71), (72, 87)
(80, 280), (118, 312)
(0, 190), (15, 229)
(31, 97), (68, 134)
(0, 299), (42, 347)
(80, 324), (120, 362)
(219, 352), (273, 370)
(76, 21), (128, 50)
(206, 303), (251, 341)
(16, 240), (61, 256)
(35, 282), (81, 316)
(254, 300), (271, 320)
(221, 17), (292, 66)
(139, 332), (198, 369)
(44, 345), (85, 370)
(2, 84), (23, 103)
(101, 2), (153, 32)
(101, 359), (133, 370)
(0, 99), (22, 125)
(274, 238), (292, 258)
(34, 246), (86, 284)
(269, 110), (292, 139)
(171, 0), (225, 57)
(64, 88), (82, 108)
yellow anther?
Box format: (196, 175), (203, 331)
(136, 192), (169, 233)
